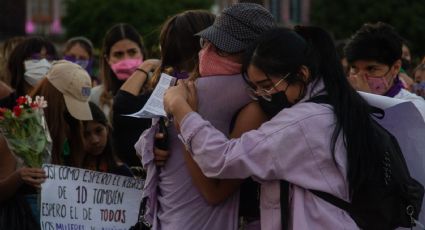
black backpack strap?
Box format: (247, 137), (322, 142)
(139, 197), (148, 219)
(281, 181), (352, 228)
(280, 180), (290, 230)
(280, 180), (353, 228)
(309, 189), (352, 213)
(133, 197), (151, 229)
(306, 95), (330, 104)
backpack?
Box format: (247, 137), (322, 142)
(280, 95), (424, 230)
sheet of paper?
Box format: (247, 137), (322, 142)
(359, 91), (407, 109)
(127, 73), (176, 118)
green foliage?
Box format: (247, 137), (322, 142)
(62, 0), (213, 57)
(311, 0), (425, 59)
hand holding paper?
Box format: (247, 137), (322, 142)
(127, 73), (176, 118)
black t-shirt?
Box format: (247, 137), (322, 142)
(109, 164), (134, 177)
(112, 90), (151, 167)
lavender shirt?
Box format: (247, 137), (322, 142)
(179, 85), (359, 229)
(135, 74), (251, 230)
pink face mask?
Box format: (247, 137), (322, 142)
(110, 58), (143, 80)
(198, 43), (241, 77)
(366, 75), (391, 95)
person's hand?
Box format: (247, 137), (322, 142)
(186, 80), (198, 112)
(164, 80), (191, 115)
(139, 59), (161, 72)
(17, 167), (47, 188)
(0, 80), (12, 99)
(348, 74), (371, 92)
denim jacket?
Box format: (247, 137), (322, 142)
(179, 82), (359, 230)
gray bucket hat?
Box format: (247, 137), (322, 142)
(196, 3), (276, 53)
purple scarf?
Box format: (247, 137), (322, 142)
(385, 75), (403, 97)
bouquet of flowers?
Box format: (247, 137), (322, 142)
(0, 95), (51, 168)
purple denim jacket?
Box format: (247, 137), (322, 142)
(135, 74), (252, 230)
(179, 82), (359, 230)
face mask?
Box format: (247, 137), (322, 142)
(258, 91), (294, 118)
(63, 55), (91, 70)
(24, 58), (52, 86)
(198, 43), (241, 77)
(413, 81), (425, 92)
(401, 58), (411, 71)
(366, 75), (392, 95)
(110, 58), (143, 80)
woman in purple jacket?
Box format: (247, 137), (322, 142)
(163, 26), (382, 229)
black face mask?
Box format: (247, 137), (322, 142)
(258, 91), (294, 118)
(401, 58), (411, 71)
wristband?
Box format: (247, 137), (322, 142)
(136, 68), (149, 77)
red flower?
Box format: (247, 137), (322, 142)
(16, 96), (27, 105)
(13, 105), (22, 117)
(30, 102), (38, 108)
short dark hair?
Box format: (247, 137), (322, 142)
(344, 22), (402, 66)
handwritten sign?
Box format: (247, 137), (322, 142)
(40, 164), (144, 230)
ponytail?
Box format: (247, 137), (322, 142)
(294, 26), (379, 195)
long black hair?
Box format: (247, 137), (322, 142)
(8, 36), (57, 96)
(242, 27), (381, 196)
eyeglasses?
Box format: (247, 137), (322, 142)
(349, 65), (392, 79)
(245, 73), (290, 102)
(199, 37), (231, 57)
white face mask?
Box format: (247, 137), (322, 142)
(24, 58), (52, 86)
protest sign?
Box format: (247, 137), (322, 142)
(40, 164), (144, 230)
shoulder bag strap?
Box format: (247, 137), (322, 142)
(280, 180), (290, 230)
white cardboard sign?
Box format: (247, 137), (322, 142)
(40, 164), (144, 230)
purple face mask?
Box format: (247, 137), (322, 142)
(364, 67), (397, 95)
(63, 55), (92, 74)
(366, 75), (390, 95)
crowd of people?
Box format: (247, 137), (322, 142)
(0, 2), (424, 230)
